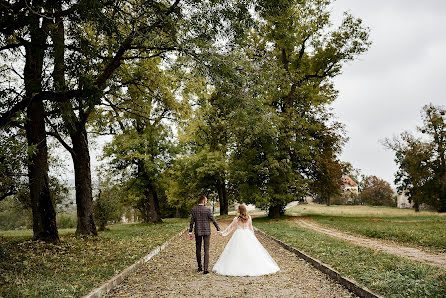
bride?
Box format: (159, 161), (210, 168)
(213, 205), (280, 276)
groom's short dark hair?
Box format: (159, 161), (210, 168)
(199, 195), (207, 203)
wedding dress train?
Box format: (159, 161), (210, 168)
(212, 215), (280, 276)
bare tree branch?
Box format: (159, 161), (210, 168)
(45, 116), (74, 156)
(0, 43), (22, 52)
(94, 0), (181, 88)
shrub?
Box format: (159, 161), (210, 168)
(0, 197), (30, 230)
(56, 213), (76, 229)
(360, 175), (395, 206)
(94, 187), (122, 231)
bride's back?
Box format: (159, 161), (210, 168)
(236, 216), (251, 229)
(221, 215), (253, 236)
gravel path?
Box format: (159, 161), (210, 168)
(295, 217), (446, 268)
(107, 218), (354, 297)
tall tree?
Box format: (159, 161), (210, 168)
(102, 119), (173, 223)
(174, 91), (236, 215)
(385, 104), (446, 212)
(387, 133), (431, 211)
(46, 0), (251, 233)
(230, 0), (370, 217)
(309, 124), (346, 206)
(100, 57), (181, 222)
(1, 0), (127, 238)
(0, 0), (62, 242)
(45, 0), (184, 234)
(421, 104), (446, 212)
(168, 46), (256, 215)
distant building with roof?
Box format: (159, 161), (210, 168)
(397, 190), (412, 208)
(341, 175), (359, 195)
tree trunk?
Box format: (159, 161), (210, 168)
(71, 128), (97, 235)
(326, 195), (331, 206)
(98, 223), (106, 231)
(268, 205), (282, 218)
(216, 178), (228, 215)
(132, 209), (138, 222)
(96, 190), (106, 231)
(25, 100), (59, 243)
(438, 188), (446, 213)
(143, 183), (162, 223)
(414, 200), (420, 212)
(439, 173), (446, 213)
(51, 1), (65, 91)
(136, 156), (162, 223)
(24, 25), (59, 243)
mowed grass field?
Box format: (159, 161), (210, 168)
(286, 204), (446, 252)
(0, 219), (188, 297)
(254, 216), (446, 297)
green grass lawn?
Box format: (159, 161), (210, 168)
(287, 204), (446, 252)
(0, 219), (187, 297)
(254, 216), (446, 297)
(287, 204), (445, 217)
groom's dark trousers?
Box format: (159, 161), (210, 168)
(195, 234), (210, 270)
(189, 204), (220, 271)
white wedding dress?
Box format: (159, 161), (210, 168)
(212, 215), (280, 276)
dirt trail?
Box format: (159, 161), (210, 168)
(294, 218), (446, 268)
(107, 218), (354, 297)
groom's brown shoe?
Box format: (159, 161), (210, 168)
(203, 270), (209, 274)
(197, 268), (202, 272)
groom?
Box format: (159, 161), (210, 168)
(189, 195), (221, 274)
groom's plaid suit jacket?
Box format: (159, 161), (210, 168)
(189, 205), (220, 236)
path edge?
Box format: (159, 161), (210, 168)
(254, 227), (382, 298)
(82, 227), (188, 298)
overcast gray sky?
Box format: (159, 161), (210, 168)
(329, 0), (446, 186)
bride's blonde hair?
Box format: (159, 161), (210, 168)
(237, 204), (249, 223)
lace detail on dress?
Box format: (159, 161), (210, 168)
(221, 215), (253, 236)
